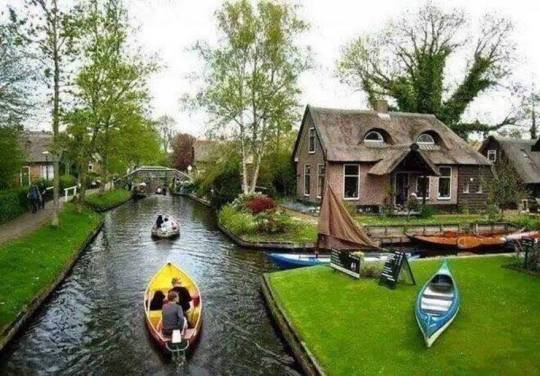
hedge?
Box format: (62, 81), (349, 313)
(0, 188), (30, 224)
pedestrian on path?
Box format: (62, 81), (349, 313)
(40, 186), (47, 209)
(28, 184), (41, 213)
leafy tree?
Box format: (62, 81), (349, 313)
(171, 133), (196, 171)
(0, 126), (24, 189)
(189, 0), (309, 194)
(337, 3), (516, 138)
(486, 157), (529, 218)
(9, 0), (78, 225)
(156, 114), (176, 153)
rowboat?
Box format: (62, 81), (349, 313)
(415, 260), (459, 347)
(409, 231), (507, 250)
(144, 262), (202, 355)
(267, 252), (418, 269)
(151, 217), (180, 239)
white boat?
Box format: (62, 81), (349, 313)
(151, 217), (180, 239)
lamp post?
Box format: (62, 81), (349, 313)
(42, 151), (50, 181)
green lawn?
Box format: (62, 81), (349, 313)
(84, 188), (131, 211)
(0, 204), (102, 333)
(267, 257), (540, 375)
(242, 221), (317, 243)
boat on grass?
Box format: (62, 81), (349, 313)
(151, 217), (180, 239)
(267, 252), (418, 269)
(144, 262), (202, 355)
(415, 260), (459, 347)
(409, 231), (509, 250)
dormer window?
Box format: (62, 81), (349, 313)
(364, 131), (385, 144)
(417, 133), (435, 145)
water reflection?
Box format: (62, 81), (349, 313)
(0, 196), (299, 375)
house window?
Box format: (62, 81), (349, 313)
(40, 165), (54, 180)
(343, 164), (360, 199)
(416, 176), (430, 198)
(477, 182), (483, 194)
(487, 150), (497, 162)
(308, 128), (316, 153)
(463, 182), (470, 193)
(317, 164), (325, 198)
(438, 166), (451, 199)
(304, 164), (311, 196)
(417, 133), (435, 145)
(364, 130), (384, 144)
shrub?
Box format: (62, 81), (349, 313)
(418, 205), (436, 219)
(219, 205), (257, 235)
(246, 195), (276, 214)
(255, 210), (293, 233)
(0, 188), (30, 224)
(59, 175), (77, 190)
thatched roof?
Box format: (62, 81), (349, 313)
(481, 135), (540, 184)
(294, 106), (491, 168)
(192, 139), (222, 164)
(20, 131), (58, 163)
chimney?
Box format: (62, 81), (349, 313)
(375, 99), (388, 113)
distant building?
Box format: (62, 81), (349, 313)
(192, 139), (223, 173)
(479, 135), (540, 203)
(292, 102), (492, 212)
(19, 131), (58, 185)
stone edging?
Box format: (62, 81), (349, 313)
(0, 219), (105, 353)
(260, 274), (325, 376)
(217, 219), (316, 251)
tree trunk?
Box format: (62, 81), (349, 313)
(78, 164), (87, 214)
(51, 2), (60, 227)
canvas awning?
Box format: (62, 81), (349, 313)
(317, 184), (381, 251)
(368, 145), (440, 176)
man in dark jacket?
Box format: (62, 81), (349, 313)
(171, 278), (192, 313)
(161, 291), (186, 336)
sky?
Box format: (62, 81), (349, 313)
(22, 0), (540, 137)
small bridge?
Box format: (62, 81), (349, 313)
(115, 166), (191, 192)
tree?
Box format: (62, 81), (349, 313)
(0, 126), (24, 189)
(487, 158), (528, 218)
(337, 3), (516, 138)
(156, 114), (176, 153)
(189, 0), (309, 194)
(171, 133), (196, 171)
(9, 0), (78, 226)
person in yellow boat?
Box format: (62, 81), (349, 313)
(171, 278), (192, 313)
(162, 291), (186, 336)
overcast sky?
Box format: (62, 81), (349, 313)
(23, 0), (540, 137)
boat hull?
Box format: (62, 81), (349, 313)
(267, 252), (413, 269)
(410, 231), (508, 251)
(144, 263), (203, 355)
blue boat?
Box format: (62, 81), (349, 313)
(267, 252), (416, 269)
(415, 260), (460, 347)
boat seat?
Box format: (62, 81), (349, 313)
(423, 286), (454, 300)
(184, 328), (196, 341)
(429, 282), (453, 292)
(421, 298), (451, 315)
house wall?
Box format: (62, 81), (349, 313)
(295, 112), (325, 203)
(395, 167), (458, 206)
(457, 166), (492, 211)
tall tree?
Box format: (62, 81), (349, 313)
(189, 0), (309, 194)
(9, 0), (77, 226)
(337, 3), (516, 138)
(156, 114), (176, 152)
(170, 133), (196, 171)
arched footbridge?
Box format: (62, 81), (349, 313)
(115, 166), (191, 192)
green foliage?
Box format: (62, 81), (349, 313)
(268, 257), (540, 374)
(337, 3), (516, 137)
(0, 204), (102, 331)
(487, 158), (529, 217)
(59, 175), (77, 190)
(0, 126), (24, 189)
(0, 188), (29, 224)
(84, 189), (131, 212)
(219, 205), (257, 235)
(418, 205), (436, 219)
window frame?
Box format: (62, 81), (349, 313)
(437, 166), (452, 200)
(487, 149), (497, 162)
(417, 133), (436, 145)
(308, 127), (316, 153)
(343, 164), (360, 200)
(317, 163), (325, 199)
(364, 130), (385, 144)
(415, 175), (430, 199)
(304, 164), (311, 196)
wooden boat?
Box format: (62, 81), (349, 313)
(504, 230), (540, 241)
(415, 260), (460, 347)
(409, 231), (507, 250)
(151, 217), (180, 239)
(267, 252), (419, 269)
(144, 262), (202, 355)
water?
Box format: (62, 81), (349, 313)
(0, 196), (300, 375)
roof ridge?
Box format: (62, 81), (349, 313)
(308, 105), (436, 118)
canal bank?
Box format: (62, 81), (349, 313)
(0, 195), (300, 374)
(263, 256), (540, 375)
(0, 204), (104, 352)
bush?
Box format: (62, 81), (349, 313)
(0, 188), (30, 224)
(255, 210), (293, 233)
(418, 205), (436, 219)
(246, 195), (276, 214)
(219, 205), (257, 235)
(59, 175), (77, 190)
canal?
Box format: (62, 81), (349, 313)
(0, 196), (300, 375)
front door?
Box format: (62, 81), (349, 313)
(395, 173), (409, 206)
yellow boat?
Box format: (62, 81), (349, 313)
(144, 262), (203, 354)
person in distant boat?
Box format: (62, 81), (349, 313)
(161, 291), (186, 336)
(150, 290), (165, 310)
(171, 277), (192, 313)
(155, 215), (164, 228)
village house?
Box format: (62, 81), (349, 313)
(292, 102), (492, 212)
(19, 131), (57, 186)
(192, 139), (224, 174)
(479, 135), (540, 210)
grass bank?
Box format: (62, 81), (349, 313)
(84, 188), (131, 212)
(267, 256), (540, 375)
(0, 204), (102, 335)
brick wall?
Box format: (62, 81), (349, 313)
(457, 165), (492, 211)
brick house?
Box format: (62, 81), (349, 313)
(479, 135), (540, 206)
(292, 102), (492, 212)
